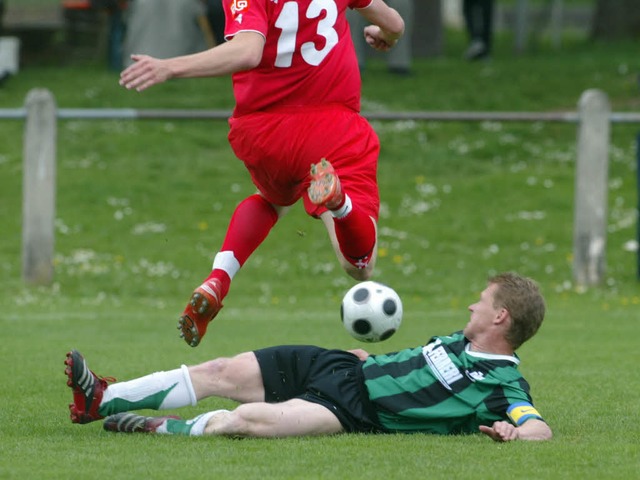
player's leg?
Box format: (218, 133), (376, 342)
(179, 194), (289, 347)
(305, 109), (380, 279)
(319, 210), (378, 281)
(65, 350), (264, 424)
(104, 399), (345, 437)
(204, 399), (344, 437)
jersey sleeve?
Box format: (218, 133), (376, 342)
(350, 0), (373, 9)
(484, 379), (545, 426)
(224, 0), (269, 39)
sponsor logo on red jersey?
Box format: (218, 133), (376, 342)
(230, 0), (249, 15)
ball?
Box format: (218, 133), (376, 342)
(340, 281), (403, 343)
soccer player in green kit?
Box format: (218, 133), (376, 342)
(66, 272), (552, 441)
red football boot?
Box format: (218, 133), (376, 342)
(65, 350), (115, 424)
(178, 278), (224, 347)
(308, 158), (345, 210)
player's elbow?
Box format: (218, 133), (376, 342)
(387, 17), (405, 38)
(539, 424), (553, 441)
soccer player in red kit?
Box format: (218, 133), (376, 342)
(119, 0), (405, 347)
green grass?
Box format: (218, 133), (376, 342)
(1, 34), (639, 479)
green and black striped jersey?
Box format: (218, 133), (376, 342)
(362, 331), (543, 434)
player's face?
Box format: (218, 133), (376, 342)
(464, 283), (500, 339)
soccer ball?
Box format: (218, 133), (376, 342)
(340, 281), (403, 343)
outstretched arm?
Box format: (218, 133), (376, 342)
(479, 419), (553, 442)
(356, 0), (405, 51)
(120, 31), (265, 92)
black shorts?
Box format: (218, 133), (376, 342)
(253, 345), (383, 433)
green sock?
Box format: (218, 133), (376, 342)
(161, 418), (195, 435)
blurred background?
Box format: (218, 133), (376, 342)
(1, 0), (638, 74)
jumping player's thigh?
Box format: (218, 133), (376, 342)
(230, 399), (344, 437)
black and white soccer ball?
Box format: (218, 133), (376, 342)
(341, 281), (403, 343)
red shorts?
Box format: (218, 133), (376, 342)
(228, 105), (380, 220)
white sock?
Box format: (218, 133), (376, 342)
(188, 409), (230, 436)
(100, 365), (196, 415)
(212, 251), (241, 279)
(330, 194), (352, 219)
(154, 409), (230, 436)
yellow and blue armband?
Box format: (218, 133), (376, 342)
(507, 402), (543, 426)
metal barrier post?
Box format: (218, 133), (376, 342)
(22, 88), (57, 285)
(573, 89), (610, 286)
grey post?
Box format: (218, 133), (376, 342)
(573, 89), (610, 286)
(22, 89), (57, 285)
(514, 0), (529, 54)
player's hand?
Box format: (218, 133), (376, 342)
(363, 26), (399, 52)
(479, 421), (520, 442)
(120, 55), (172, 92)
(348, 349), (370, 361)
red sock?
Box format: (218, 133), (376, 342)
(205, 194), (279, 297)
(333, 207), (376, 269)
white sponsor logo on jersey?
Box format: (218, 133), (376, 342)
(422, 340), (463, 390)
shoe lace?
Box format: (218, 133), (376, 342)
(98, 375), (117, 384)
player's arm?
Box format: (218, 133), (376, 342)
(481, 401), (552, 441)
(480, 418), (552, 442)
(356, 0), (405, 51)
(120, 31), (265, 92)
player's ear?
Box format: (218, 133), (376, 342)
(495, 307), (510, 325)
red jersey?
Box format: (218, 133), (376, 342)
(223, 0), (372, 117)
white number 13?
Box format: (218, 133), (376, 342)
(274, 0), (339, 68)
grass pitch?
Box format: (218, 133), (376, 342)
(0, 32), (639, 479)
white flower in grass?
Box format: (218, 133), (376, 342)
(505, 211), (546, 222)
(609, 177), (623, 190)
(449, 137), (470, 155)
(131, 222), (167, 235)
(379, 202), (391, 219)
(55, 218), (71, 235)
(107, 197), (130, 207)
(416, 182), (437, 196)
(482, 244), (499, 258)
(312, 262), (335, 275)
(135, 259), (177, 277)
(390, 120), (418, 132)
(499, 133), (518, 145)
(608, 209), (636, 232)
(379, 226), (408, 240)
(509, 161), (527, 173)
(480, 121), (502, 132)
(623, 240), (638, 252)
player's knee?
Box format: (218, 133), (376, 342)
(198, 357), (232, 377)
(342, 257), (375, 281)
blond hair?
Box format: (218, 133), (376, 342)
(489, 272), (546, 350)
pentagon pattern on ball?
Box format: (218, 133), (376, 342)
(341, 281), (403, 343)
